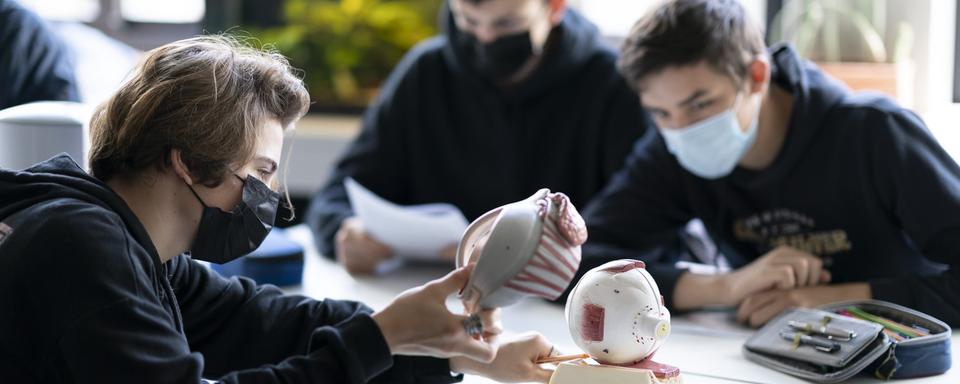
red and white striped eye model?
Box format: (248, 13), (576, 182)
(456, 188), (587, 313)
(565, 259), (672, 365)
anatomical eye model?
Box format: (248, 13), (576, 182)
(456, 188), (586, 312)
(567, 259), (671, 363)
(554, 259), (682, 384)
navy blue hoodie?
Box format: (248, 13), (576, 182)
(0, 155), (458, 383)
(307, 9), (651, 257)
(579, 44), (960, 326)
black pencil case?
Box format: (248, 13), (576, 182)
(742, 300), (951, 383)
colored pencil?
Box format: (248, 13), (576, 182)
(535, 353), (590, 364)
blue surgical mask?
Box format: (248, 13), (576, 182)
(659, 93), (760, 179)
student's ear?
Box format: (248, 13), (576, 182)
(547, 0), (566, 26)
(747, 56), (770, 94)
(169, 148), (196, 186)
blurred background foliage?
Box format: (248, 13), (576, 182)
(769, 0), (912, 63)
(249, 0), (443, 112)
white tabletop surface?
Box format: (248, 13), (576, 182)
(281, 226), (960, 384)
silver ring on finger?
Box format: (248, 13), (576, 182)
(462, 314), (483, 337)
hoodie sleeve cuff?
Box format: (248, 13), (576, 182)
(647, 263), (687, 311)
(309, 313), (393, 382)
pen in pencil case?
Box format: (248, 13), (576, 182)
(881, 328), (907, 342)
(787, 320), (856, 341)
(780, 330), (841, 353)
(843, 307), (928, 338)
(835, 310), (907, 340)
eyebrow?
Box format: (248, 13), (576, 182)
(257, 156), (278, 173)
(676, 90), (708, 108)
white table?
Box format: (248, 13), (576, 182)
(282, 226), (960, 384)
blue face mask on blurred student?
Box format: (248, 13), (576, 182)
(659, 92), (761, 179)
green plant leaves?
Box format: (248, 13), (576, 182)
(249, 0), (442, 108)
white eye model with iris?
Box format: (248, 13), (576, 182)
(565, 259), (671, 365)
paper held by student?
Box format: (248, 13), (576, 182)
(344, 177), (469, 261)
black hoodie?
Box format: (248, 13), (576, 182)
(578, 45), (960, 326)
(307, 9), (651, 257)
(0, 155), (458, 383)
(0, 0), (79, 108)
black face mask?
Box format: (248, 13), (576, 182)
(187, 174), (280, 264)
(460, 30), (535, 80)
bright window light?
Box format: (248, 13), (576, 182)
(17, 0), (99, 22)
(574, 0), (765, 38)
(574, 0), (656, 37)
(121, 0), (204, 23)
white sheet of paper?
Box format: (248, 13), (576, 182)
(344, 177), (469, 263)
